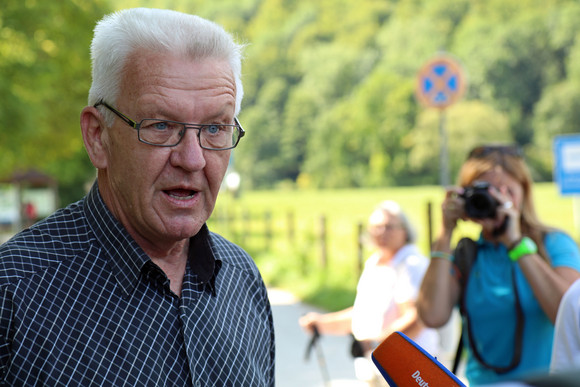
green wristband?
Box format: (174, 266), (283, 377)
(508, 237), (537, 262)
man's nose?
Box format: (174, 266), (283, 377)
(169, 129), (206, 171)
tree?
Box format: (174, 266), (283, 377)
(406, 101), (512, 184)
(453, 1), (577, 145)
(5, 0), (580, 192)
(531, 81), (580, 179)
(0, 0), (111, 205)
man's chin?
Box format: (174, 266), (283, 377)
(152, 209), (210, 242)
(167, 219), (205, 239)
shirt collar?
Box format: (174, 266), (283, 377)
(84, 182), (218, 298)
(188, 223), (216, 284)
(476, 233), (504, 249)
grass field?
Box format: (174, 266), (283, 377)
(208, 183), (579, 311)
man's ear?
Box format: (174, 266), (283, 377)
(80, 106), (109, 169)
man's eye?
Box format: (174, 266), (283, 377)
(153, 121), (169, 131)
(205, 124), (221, 135)
(142, 120), (183, 132)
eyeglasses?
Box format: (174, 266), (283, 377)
(368, 223), (403, 234)
(468, 145), (523, 159)
(94, 101), (245, 150)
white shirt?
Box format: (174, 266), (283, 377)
(351, 244), (439, 355)
(550, 278), (580, 372)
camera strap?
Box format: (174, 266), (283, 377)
(453, 238), (524, 375)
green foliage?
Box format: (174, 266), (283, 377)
(1, 0), (111, 204)
(233, 0), (580, 188)
(407, 101), (511, 184)
(3, 0), (580, 203)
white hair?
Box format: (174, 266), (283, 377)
(375, 200), (417, 243)
(88, 8), (245, 121)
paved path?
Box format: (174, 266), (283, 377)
(268, 288), (466, 387)
(268, 289), (367, 387)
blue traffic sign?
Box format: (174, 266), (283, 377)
(416, 55), (466, 109)
(554, 134), (580, 195)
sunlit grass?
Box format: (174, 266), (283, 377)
(209, 183), (579, 311)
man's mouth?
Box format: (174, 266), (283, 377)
(164, 189), (196, 200)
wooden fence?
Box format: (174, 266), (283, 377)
(209, 202), (435, 277)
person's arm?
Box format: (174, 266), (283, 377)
(418, 233), (461, 327)
(377, 301), (424, 341)
(417, 189), (462, 328)
(516, 253), (580, 323)
(491, 187), (580, 323)
(298, 307), (354, 336)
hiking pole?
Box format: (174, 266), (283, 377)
(304, 324), (331, 386)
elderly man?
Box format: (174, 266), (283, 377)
(0, 8), (275, 386)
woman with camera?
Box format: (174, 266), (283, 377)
(417, 144), (580, 385)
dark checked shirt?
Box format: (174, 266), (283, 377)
(0, 183), (275, 386)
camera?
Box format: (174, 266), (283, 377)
(461, 181), (499, 219)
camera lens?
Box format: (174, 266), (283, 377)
(462, 182), (499, 219)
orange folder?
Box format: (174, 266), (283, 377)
(372, 332), (465, 387)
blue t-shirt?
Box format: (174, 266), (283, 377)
(460, 231), (580, 385)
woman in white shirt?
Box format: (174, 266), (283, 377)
(299, 201), (439, 385)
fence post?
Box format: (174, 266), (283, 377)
(229, 207), (237, 240)
(357, 222), (364, 277)
(265, 210), (272, 250)
(427, 201), (433, 251)
(242, 210), (250, 246)
(320, 215), (327, 269)
(287, 210), (295, 245)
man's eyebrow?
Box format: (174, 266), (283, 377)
(138, 107), (174, 120)
(138, 104), (234, 122)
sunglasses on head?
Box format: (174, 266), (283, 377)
(468, 144), (523, 159)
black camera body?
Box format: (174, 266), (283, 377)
(461, 181), (499, 219)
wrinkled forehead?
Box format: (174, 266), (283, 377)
(121, 51), (233, 96)
(115, 54), (236, 123)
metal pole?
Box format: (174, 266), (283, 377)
(427, 201), (433, 250)
(320, 215), (327, 269)
(357, 222), (364, 277)
(574, 197), (580, 240)
(439, 109), (450, 187)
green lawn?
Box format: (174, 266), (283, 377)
(209, 183), (579, 311)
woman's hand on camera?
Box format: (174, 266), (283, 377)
(441, 187), (465, 233)
(495, 186), (522, 246)
(484, 185), (522, 246)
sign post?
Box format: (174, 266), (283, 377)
(554, 135), (580, 236)
(416, 54), (466, 186)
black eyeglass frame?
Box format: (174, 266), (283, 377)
(94, 101), (245, 150)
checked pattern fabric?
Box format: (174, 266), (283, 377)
(0, 183), (275, 386)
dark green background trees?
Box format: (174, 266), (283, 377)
(2, 0), (579, 203)
(1, 0), (110, 203)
